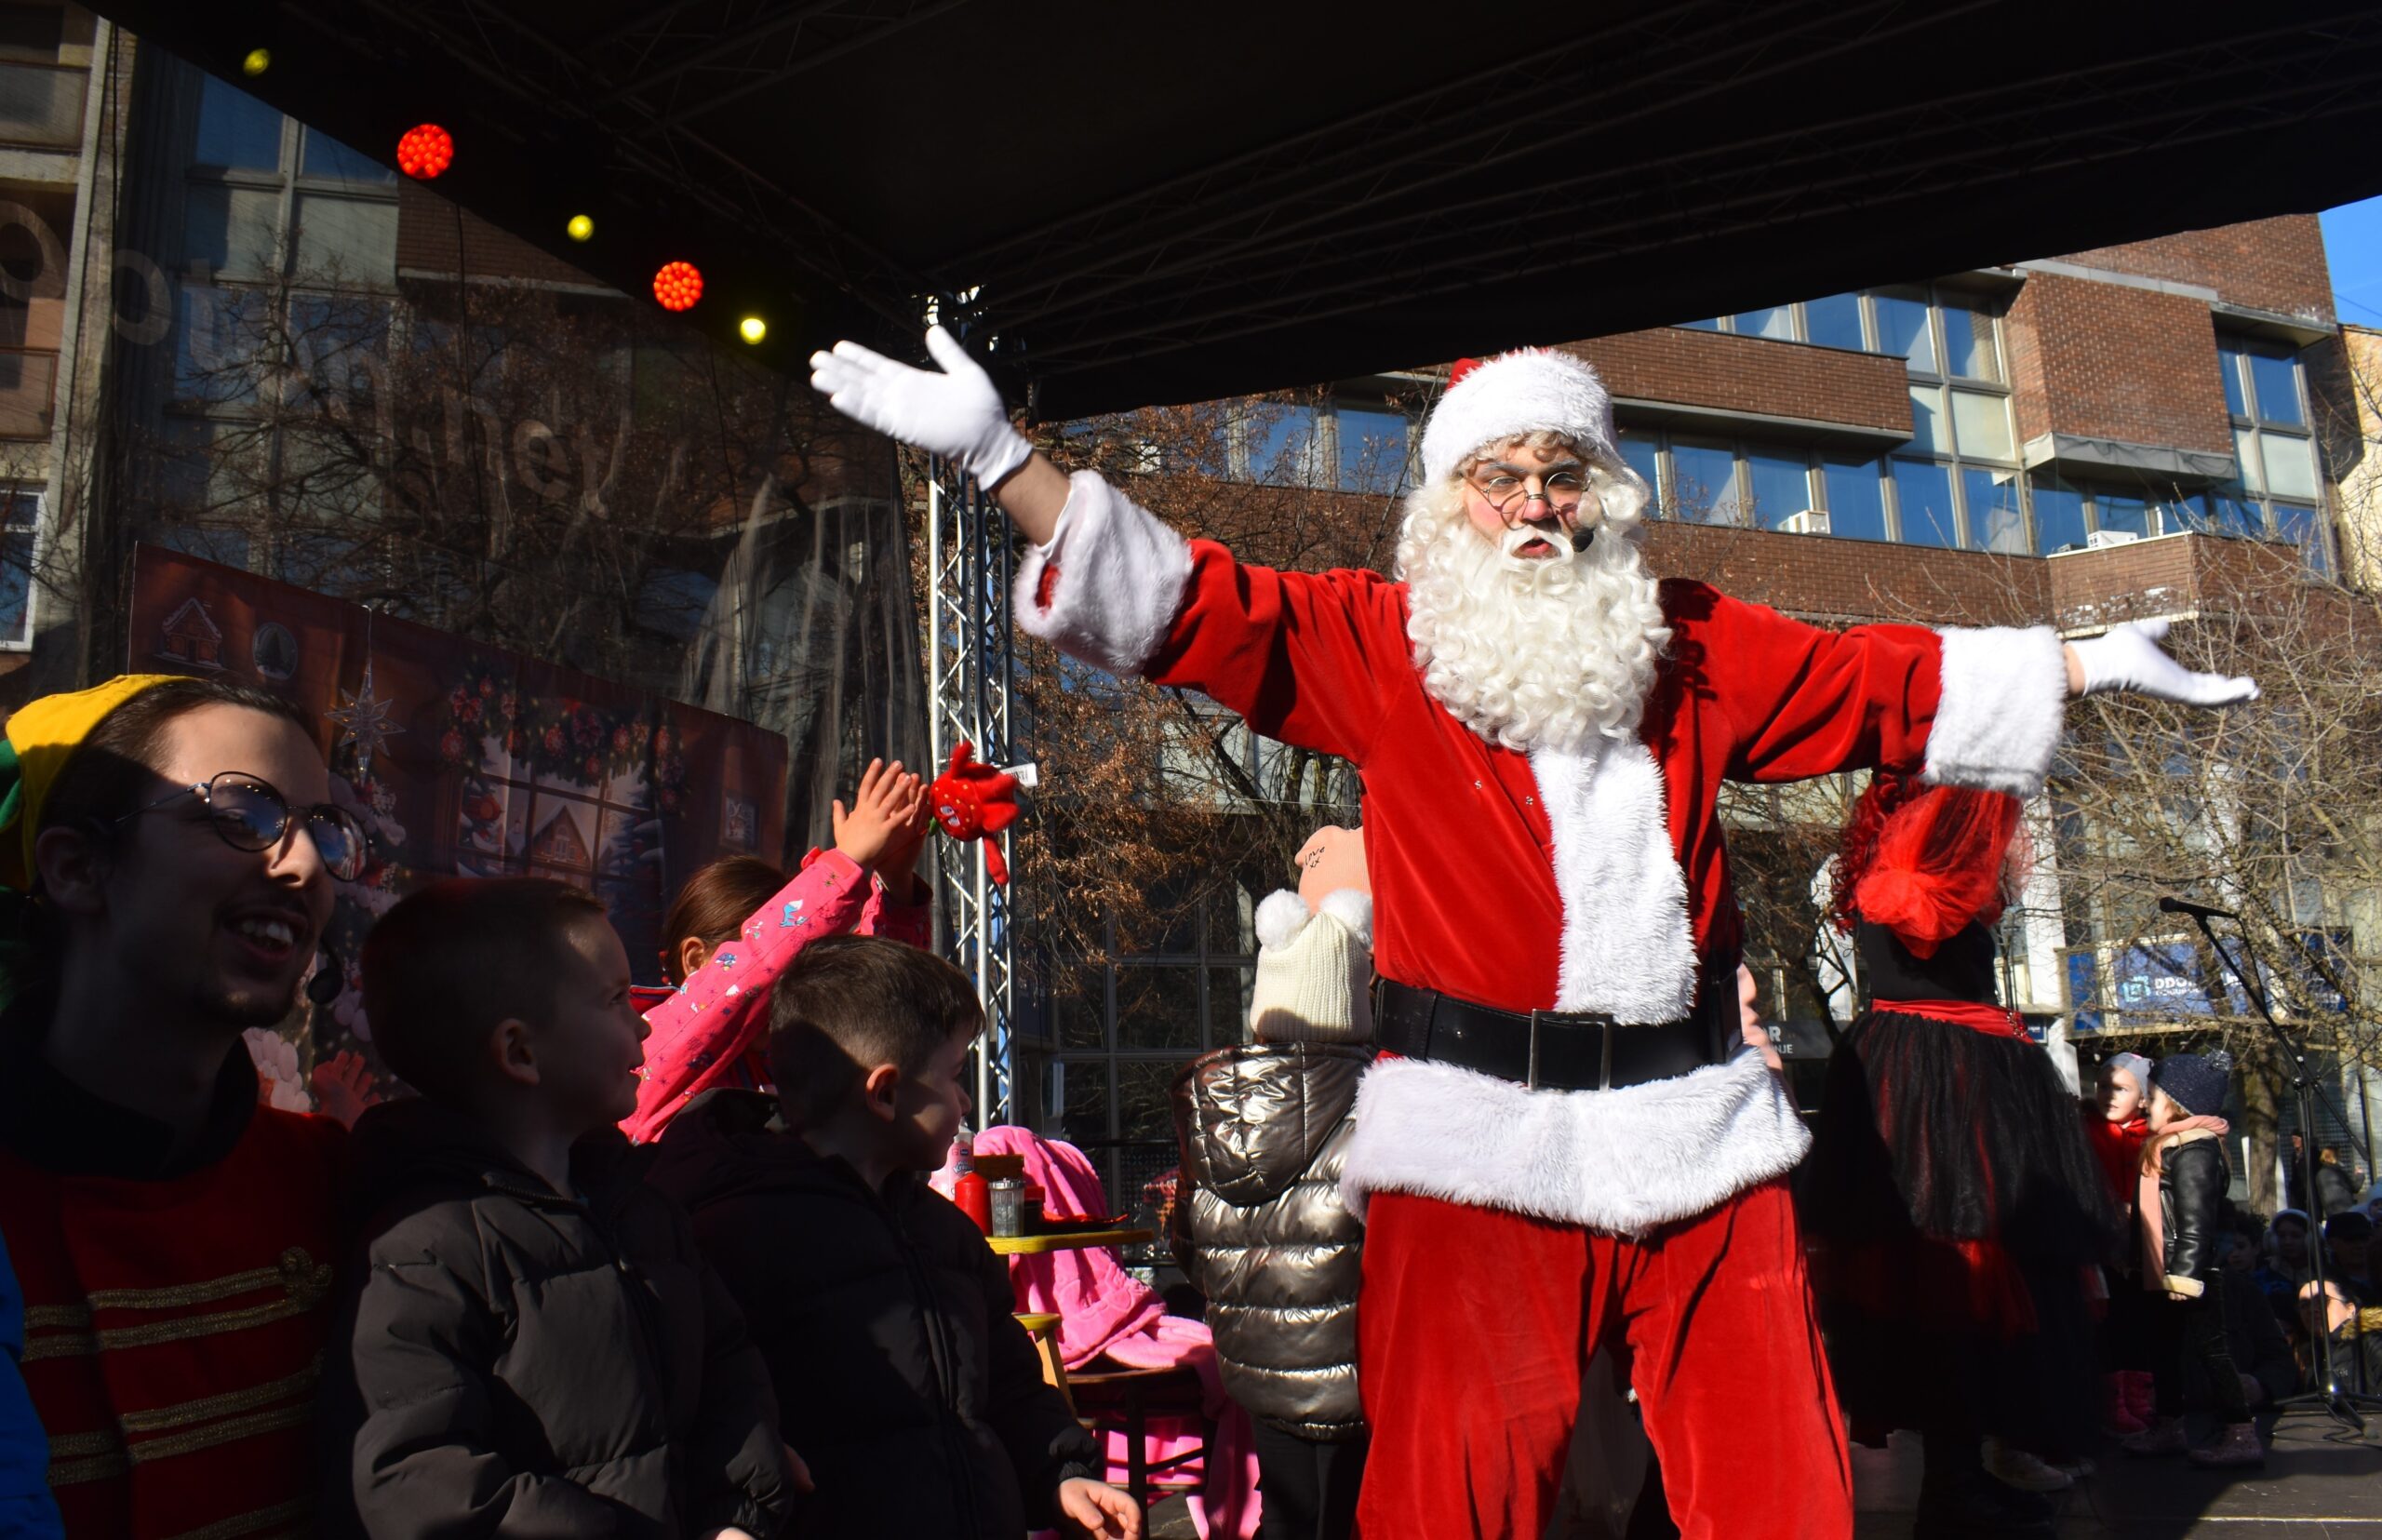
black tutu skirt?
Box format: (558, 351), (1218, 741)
(1799, 1004), (2118, 1451)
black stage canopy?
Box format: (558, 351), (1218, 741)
(97, 1), (2382, 418)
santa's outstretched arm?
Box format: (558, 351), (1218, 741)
(809, 325), (1070, 543)
(1706, 585), (2257, 799)
(811, 328), (1401, 762)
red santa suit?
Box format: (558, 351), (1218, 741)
(1011, 354), (2070, 1539)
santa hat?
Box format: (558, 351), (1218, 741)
(1417, 349), (1640, 504)
(1249, 888), (1373, 1045)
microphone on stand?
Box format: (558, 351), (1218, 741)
(2157, 895), (2238, 921)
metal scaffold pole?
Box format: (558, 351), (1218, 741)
(924, 455), (1018, 1126)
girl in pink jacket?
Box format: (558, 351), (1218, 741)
(627, 758), (930, 1142)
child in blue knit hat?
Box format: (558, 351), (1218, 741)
(2125, 1051), (2263, 1467)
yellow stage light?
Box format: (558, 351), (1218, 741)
(739, 316), (767, 344)
(242, 48), (270, 76)
(566, 214), (594, 242)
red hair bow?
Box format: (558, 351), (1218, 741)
(930, 741), (1020, 886)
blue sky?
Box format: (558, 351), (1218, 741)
(2323, 194), (2382, 329)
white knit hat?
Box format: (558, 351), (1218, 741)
(1248, 889), (1373, 1045)
(1417, 349), (1648, 522)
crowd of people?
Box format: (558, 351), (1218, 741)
(0, 676), (1135, 1540)
(0, 327), (2353, 1540)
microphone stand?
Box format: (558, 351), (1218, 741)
(2180, 907), (2382, 1431)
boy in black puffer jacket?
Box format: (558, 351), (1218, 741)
(648, 935), (1138, 1540)
(323, 878), (796, 1539)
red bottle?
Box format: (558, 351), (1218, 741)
(951, 1133), (993, 1232)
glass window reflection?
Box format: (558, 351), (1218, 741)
(1821, 456), (1889, 542)
(1670, 441), (1740, 525)
(2246, 351), (2305, 426)
(1892, 459), (1960, 547)
(1962, 467), (2026, 553)
(1745, 450), (1811, 529)
(1805, 294), (1866, 352)
(2030, 476), (2087, 554)
(1873, 290), (1936, 373)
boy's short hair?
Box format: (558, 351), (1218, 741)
(768, 935), (981, 1127)
(363, 877), (608, 1104)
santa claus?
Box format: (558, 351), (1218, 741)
(810, 330), (2255, 1538)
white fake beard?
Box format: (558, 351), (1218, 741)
(1396, 479), (1669, 756)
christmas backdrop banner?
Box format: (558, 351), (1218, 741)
(130, 544), (788, 1104)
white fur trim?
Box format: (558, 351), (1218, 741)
(1013, 471), (1195, 677)
(1339, 1051), (1810, 1236)
(1921, 625), (2067, 797)
(1532, 743), (1698, 1023)
(1420, 349), (1627, 488)
(1316, 888), (1374, 951)
(1254, 889), (1311, 951)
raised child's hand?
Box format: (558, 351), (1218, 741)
(1057, 1477), (1142, 1539)
(832, 758), (927, 870)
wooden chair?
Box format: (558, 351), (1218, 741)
(1014, 1311), (1074, 1414)
(1066, 1359), (1212, 1511)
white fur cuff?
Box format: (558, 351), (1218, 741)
(1012, 470), (1195, 677)
(1922, 625), (2067, 797)
(1339, 1051), (1811, 1238)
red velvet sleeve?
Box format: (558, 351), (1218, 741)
(1141, 540), (1406, 766)
(1671, 582), (1945, 784)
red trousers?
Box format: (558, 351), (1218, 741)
(1355, 1179), (1853, 1539)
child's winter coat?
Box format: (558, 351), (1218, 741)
(322, 1099), (794, 1539)
(647, 1090), (1098, 1540)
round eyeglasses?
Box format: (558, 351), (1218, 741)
(116, 771), (370, 882)
(1465, 466), (1589, 516)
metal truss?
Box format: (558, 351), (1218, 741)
(922, 453), (1020, 1125)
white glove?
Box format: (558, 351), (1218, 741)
(809, 326), (1034, 489)
(2069, 618), (2257, 706)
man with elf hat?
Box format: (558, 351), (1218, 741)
(810, 329), (2257, 1536)
(0, 675), (357, 1537)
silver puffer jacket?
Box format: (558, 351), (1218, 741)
(1170, 1042), (1371, 1441)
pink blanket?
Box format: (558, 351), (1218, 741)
(973, 1127), (1260, 1540)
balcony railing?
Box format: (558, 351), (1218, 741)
(0, 347), (59, 438)
(0, 61), (87, 150)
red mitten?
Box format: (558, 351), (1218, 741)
(930, 740), (1020, 886)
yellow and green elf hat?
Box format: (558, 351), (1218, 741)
(0, 674), (179, 891)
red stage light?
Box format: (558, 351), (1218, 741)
(396, 124), (454, 180)
(652, 261), (703, 312)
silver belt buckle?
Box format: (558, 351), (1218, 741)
(1524, 1009), (1542, 1090)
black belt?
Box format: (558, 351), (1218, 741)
(1372, 974), (1733, 1092)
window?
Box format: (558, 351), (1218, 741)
(1729, 305), (1795, 341)
(1668, 440), (1740, 524)
(2027, 473), (2213, 551)
(1617, 429), (1661, 504)
(1681, 286), (2025, 549)
(0, 486), (35, 647)
(2215, 339), (2334, 574)
(1226, 396), (1412, 495)
(1804, 293), (1866, 352)
(1820, 455), (1889, 542)
(1892, 460), (1960, 547)
(1744, 449), (1813, 530)
(165, 67), (403, 599)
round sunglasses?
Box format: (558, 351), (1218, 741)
(116, 771), (369, 882)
